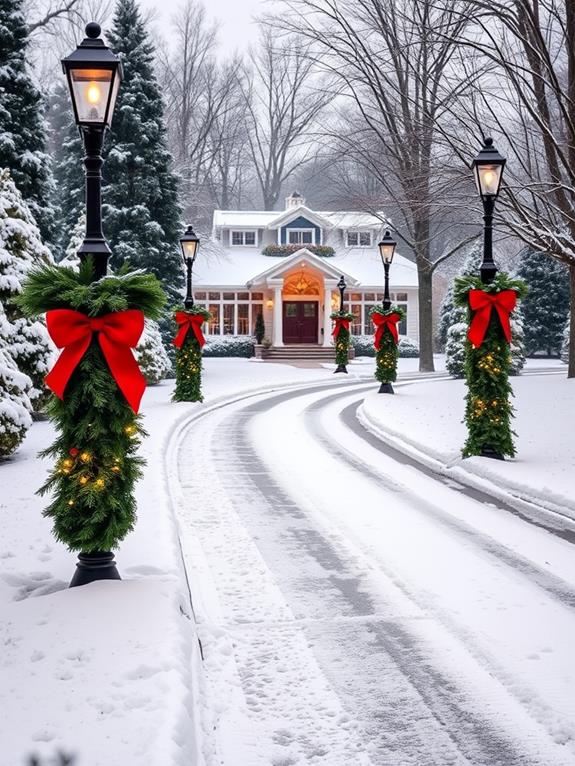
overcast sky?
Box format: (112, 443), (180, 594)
(138, 0), (267, 53)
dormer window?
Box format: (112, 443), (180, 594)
(288, 229), (315, 245)
(231, 230), (257, 246)
(347, 230), (372, 247)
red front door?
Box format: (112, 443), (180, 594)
(283, 301), (318, 344)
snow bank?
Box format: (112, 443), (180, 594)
(359, 364), (575, 521)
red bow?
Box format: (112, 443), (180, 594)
(373, 312), (401, 349)
(468, 289), (516, 348)
(332, 317), (351, 339)
(173, 311), (207, 349)
(45, 309), (146, 413)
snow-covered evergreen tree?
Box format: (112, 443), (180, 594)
(103, 0), (183, 301)
(437, 241), (483, 350)
(58, 214), (85, 269)
(0, 303), (33, 456)
(444, 241), (525, 376)
(0, 169), (54, 410)
(46, 83), (83, 260)
(135, 319), (171, 384)
(561, 315), (570, 364)
(0, 0), (55, 242)
(515, 248), (569, 356)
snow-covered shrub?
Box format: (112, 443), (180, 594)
(58, 214), (84, 269)
(203, 336), (254, 358)
(135, 319), (171, 384)
(445, 322), (467, 377)
(561, 316), (570, 364)
(509, 313), (526, 375)
(0, 169), (54, 411)
(399, 337), (419, 357)
(0, 344), (33, 457)
(351, 335), (419, 358)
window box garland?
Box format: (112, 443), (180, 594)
(454, 272), (527, 458)
(172, 305), (212, 403)
(330, 310), (354, 367)
(262, 244), (335, 257)
(18, 260), (166, 554)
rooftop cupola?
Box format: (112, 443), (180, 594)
(285, 191), (305, 209)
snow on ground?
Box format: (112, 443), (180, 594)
(359, 360), (574, 521)
(0, 359), (353, 766)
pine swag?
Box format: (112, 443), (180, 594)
(370, 305), (405, 384)
(172, 306), (211, 403)
(18, 260), (165, 552)
(454, 273), (527, 458)
(331, 310), (354, 367)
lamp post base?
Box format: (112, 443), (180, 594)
(334, 364), (348, 374)
(69, 551), (121, 588)
(480, 445), (504, 461)
(378, 382), (394, 394)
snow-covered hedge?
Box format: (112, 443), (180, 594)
(135, 319), (172, 385)
(351, 335), (419, 358)
(203, 336), (255, 358)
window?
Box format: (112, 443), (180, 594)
(231, 230), (257, 246)
(209, 291), (220, 300)
(251, 292), (264, 300)
(223, 292), (235, 300)
(209, 304), (220, 334)
(288, 229), (314, 245)
(238, 304), (249, 334)
(347, 231), (372, 247)
(195, 292), (206, 300)
(350, 304), (362, 335)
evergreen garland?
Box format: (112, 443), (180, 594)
(18, 260), (165, 552)
(454, 273), (527, 458)
(370, 305), (405, 384)
(172, 306), (211, 403)
(330, 310), (354, 366)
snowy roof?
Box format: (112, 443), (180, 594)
(192, 243), (418, 289)
(212, 209), (387, 230)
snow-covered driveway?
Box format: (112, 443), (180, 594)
(175, 377), (575, 766)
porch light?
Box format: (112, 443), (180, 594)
(378, 231), (396, 265)
(180, 225), (200, 265)
(266, 299), (273, 309)
(472, 137), (506, 200)
(62, 22), (123, 127)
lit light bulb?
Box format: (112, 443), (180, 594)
(86, 82), (102, 105)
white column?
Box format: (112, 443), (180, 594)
(270, 279), (284, 347)
(323, 280), (337, 347)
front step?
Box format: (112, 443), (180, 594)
(262, 345), (354, 361)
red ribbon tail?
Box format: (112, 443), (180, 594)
(99, 335), (146, 413)
(191, 320), (206, 349)
(173, 323), (189, 348)
(45, 337), (91, 400)
(468, 307), (490, 348)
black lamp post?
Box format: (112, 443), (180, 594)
(180, 225), (200, 309)
(337, 275), (346, 312)
(377, 231), (397, 394)
(472, 137), (506, 284)
(334, 275), (348, 374)
(62, 22), (123, 279)
(378, 230), (396, 309)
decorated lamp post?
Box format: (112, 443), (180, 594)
(173, 226), (210, 402)
(19, 24), (166, 586)
(371, 231), (403, 394)
(331, 275), (353, 374)
(454, 137), (526, 459)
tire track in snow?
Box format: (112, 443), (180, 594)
(205, 389), (547, 766)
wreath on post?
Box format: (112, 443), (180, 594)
(330, 310), (354, 367)
(454, 273), (527, 458)
(172, 306), (211, 403)
(18, 260), (166, 552)
(370, 305), (405, 384)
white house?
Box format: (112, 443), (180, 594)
(191, 192), (419, 348)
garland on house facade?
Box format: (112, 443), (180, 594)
(331, 310), (354, 367)
(172, 306), (211, 403)
(18, 260), (166, 552)
(454, 273), (527, 458)
(370, 305), (405, 384)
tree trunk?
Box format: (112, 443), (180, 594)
(417, 265), (435, 372)
(569, 262), (575, 379)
